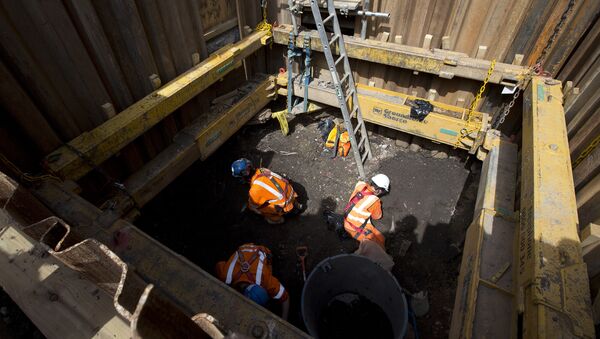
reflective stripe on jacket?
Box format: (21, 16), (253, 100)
(248, 168), (296, 217)
(344, 182), (385, 247)
(216, 243), (288, 301)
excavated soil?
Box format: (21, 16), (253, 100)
(138, 109), (480, 338)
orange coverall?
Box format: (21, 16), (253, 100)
(216, 243), (288, 302)
(344, 181), (385, 248)
(248, 168), (297, 223)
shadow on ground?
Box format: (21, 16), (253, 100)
(137, 112), (481, 338)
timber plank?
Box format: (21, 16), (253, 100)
(0, 224), (131, 339)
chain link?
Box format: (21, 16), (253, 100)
(572, 134), (600, 169)
(467, 59), (496, 123)
(454, 60), (496, 148)
(494, 0), (576, 128)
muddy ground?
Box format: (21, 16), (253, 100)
(138, 108), (480, 338)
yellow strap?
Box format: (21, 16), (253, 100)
(271, 109), (289, 136)
(454, 59), (496, 149)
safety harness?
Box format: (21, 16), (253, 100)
(343, 186), (375, 239)
(232, 247), (263, 282)
(256, 169), (292, 209)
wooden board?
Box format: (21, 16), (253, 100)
(0, 224), (131, 338)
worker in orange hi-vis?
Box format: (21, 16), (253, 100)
(231, 158), (302, 224)
(342, 174), (390, 248)
(216, 243), (290, 320)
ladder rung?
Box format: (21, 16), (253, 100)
(329, 34), (340, 46)
(346, 89), (355, 98)
(340, 73), (349, 84)
(354, 121), (363, 131)
(361, 151), (369, 163)
(358, 136), (366, 149)
(352, 106), (359, 115)
(323, 13), (335, 24)
(335, 55), (344, 66)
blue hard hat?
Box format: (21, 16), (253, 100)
(231, 158), (252, 177)
(243, 284), (269, 306)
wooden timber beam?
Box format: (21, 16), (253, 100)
(107, 75), (276, 216)
(45, 30), (270, 181)
(272, 25), (528, 85)
(277, 73), (489, 152)
(519, 77), (594, 338)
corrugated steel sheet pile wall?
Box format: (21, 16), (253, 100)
(0, 0), (598, 225)
(0, 0), (248, 196)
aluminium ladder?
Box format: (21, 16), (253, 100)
(309, 0), (372, 178)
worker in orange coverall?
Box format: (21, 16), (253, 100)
(216, 243), (290, 319)
(231, 158), (301, 224)
(342, 174), (390, 248)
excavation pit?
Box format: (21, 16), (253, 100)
(137, 110), (479, 338)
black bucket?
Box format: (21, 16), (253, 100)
(301, 254), (408, 339)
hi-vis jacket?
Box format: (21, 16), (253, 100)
(343, 181), (385, 248)
(216, 244), (288, 302)
(248, 168), (297, 220)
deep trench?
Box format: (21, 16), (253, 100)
(136, 106), (481, 338)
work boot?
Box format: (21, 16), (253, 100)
(293, 201), (305, 214)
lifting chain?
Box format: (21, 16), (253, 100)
(572, 134), (600, 169)
(256, 0), (273, 46)
(467, 59), (496, 123)
(493, 0), (576, 129)
(454, 60), (496, 149)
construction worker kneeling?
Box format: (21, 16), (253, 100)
(216, 243), (290, 320)
(343, 174), (389, 248)
(232, 158), (301, 224)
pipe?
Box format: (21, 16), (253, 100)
(302, 254), (408, 338)
(360, 0), (370, 40)
(358, 10), (391, 18)
(303, 34), (311, 112)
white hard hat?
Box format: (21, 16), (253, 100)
(371, 174), (390, 192)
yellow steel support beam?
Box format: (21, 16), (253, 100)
(45, 30), (270, 181)
(520, 76), (594, 338)
(114, 75), (276, 212)
(273, 25), (528, 85)
(450, 131), (519, 338)
(277, 74), (489, 152)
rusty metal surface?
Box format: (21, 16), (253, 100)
(22, 216), (212, 338)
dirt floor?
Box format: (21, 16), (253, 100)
(137, 110), (481, 338)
